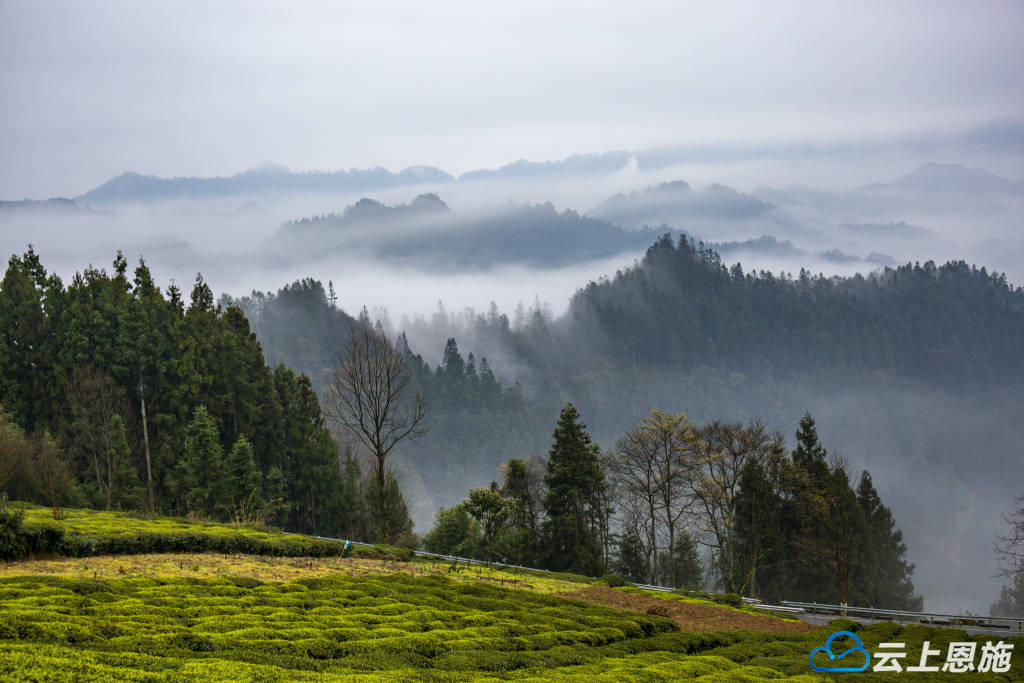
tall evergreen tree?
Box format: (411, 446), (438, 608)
(734, 456), (785, 600)
(785, 412), (833, 601)
(333, 446), (369, 540)
(180, 406), (227, 519)
(541, 403), (607, 576)
(118, 259), (181, 513)
(824, 461), (866, 605)
(0, 248), (62, 431)
(225, 436), (261, 508)
(363, 470), (414, 546)
(274, 366), (339, 534)
(853, 470), (921, 610)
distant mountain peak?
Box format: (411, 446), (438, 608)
(883, 162), (1021, 194)
(410, 193), (450, 212)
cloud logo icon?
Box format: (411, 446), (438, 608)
(809, 630), (870, 672)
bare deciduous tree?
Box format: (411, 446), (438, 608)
(614, 423), (661, 583)
(995, 495), (1024, 581)
(324, 325), (427, 543)
(613, 409), (697, 586)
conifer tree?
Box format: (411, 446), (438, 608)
(363, 470), (414, 545)
(0, 248), (62, 431)
(226, 436), (261, 506)
(658, 532), (703, 590)
(613, 530), (648, 583)
(58, 366), (133, 510)
(181, 406), (226, 519)
(734, 456), (785, 600)
(541, 403), (607, 576)
(118, 259), (179, 513)
(824, 460), (865, 605)
(105, 414), (140, 510)
(854, 470), (921, 609)
(334, 446), (368, 540)
(785, 412), (833, 600)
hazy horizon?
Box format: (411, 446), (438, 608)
(3, 1), (1023, 198)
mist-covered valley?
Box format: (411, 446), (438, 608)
(5, 144), (1024, 322)
(6, 145), (1021, 613)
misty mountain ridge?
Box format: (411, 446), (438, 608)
(261, 195), (662, 270)
(0, 197), (107, 215)
(592, 180), (775, 227)
(837, 222), (937, 240)
(870, 162), (1024, 194)
(75, 165), (455, 205)
(754, 163), (1024, 218)
(709, 235), (896, 267)
(6, 156), (1024, 317)
(283, 193), (452, 235)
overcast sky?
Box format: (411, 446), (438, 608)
(2, 0), (1023, 198)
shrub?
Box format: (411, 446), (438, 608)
(712, 592), (742, 608)
(598, 574), (629, 587)
(358, 544), (414, 562)
(0, 506), (27, 560)
(826, 617), (862, 633)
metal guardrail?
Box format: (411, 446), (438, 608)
(781, 601), (1024, 631)
(633, 583), (673, 593)
(756, 605), (807, 614)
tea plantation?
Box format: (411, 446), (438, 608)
(0, 505), (1021, 680)
(4, 505), (357, 560)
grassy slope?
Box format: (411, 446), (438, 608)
(1, 505), (1021, 681)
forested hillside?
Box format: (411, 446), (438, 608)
(235, 234), (1024, 611)
(564, 233), (1024, 387)
(230, 282), (552, 517)
(0, 248), (388, 540)
(258, 195), (661, 269)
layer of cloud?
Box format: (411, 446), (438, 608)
(2, 1), (1023, 197)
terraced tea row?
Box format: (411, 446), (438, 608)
(6, 505), (357, 560)
(2, 571), (1020, 680)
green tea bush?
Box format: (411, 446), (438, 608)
(825, 617), (862, 633)
(671, 587), (745, 608)
(597, 573), (629, 587)
(0, 506), (27, 560)
(711, 592), (742, 607)
(1, 568), (1018, 681)
(10, 505), (354, 561)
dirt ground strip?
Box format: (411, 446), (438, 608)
(568, 586), (819, 634)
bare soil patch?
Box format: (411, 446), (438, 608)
(568, 586), (818, 634)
